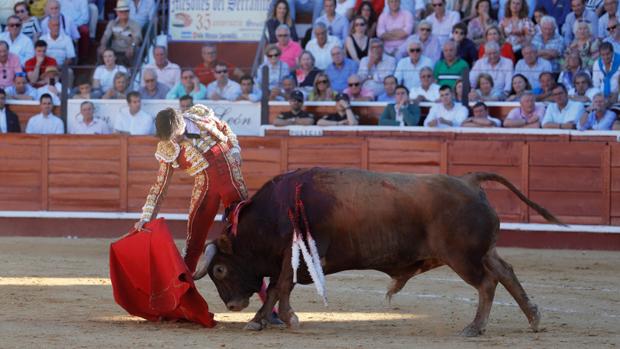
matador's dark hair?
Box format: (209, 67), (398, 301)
(155, 108), (184, 140)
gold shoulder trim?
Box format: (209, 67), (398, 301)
(155, 140), (180, 163)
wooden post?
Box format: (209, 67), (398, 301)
(41, 136), (49, 210)
(120, 136), (128, 212)
(521, 142), (530, 223)
(280, 138), (288, 172)
(602, 143), (611, 225)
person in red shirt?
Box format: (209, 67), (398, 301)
(24, 39), (57, 88)
(194, 44), (243, 86)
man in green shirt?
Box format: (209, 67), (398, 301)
(433, 40), (469, 89)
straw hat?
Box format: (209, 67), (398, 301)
(115, 0), (130, 11)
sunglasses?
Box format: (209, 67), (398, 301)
(15, 9), (26, 13)
(316, 80), (328, 84)
(144, 78), (156, 83)
(277, 34), (289, 37)
(409, 48), (422, 53)
(421, 75), (432, 78)
(215, 69), (228, 74)
(608, 25), (617, 31)
(453, 31), (464, 35)
(267, 53), (280, 58)
(432, 3), (443, 7)
(355, 22), (366, 27)
(348, 82), (360, 87)
(7, 23), (21, 27)
(420, 27), (431, 32)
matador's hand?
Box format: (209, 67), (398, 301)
(133, 220), (151, 232)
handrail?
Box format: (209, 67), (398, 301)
(129, 0), (164, 89)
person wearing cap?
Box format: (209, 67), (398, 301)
(25, 40), (58, 88)
(379, 84), (421, 126)
(98, 0), (142, 66)
(6, 72), (37, 100)
(0, 40), (22, 89)
(274, 90), (315, 126)
(317, 93), (359, 126)
(36, 65), (62, 105)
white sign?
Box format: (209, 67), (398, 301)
(66, 99), (262, 135)
(168, 0), (270, 42)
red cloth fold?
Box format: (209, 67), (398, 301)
(109, 218), (216, 327)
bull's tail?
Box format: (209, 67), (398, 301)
(463, 172), (566, 227)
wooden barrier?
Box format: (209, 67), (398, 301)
(0, 132), (619, 226)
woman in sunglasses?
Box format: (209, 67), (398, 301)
(309, 72), (336, 101)
(13, 1), (40, 41)
(345, 15), (369, 62)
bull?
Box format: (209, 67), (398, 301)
(193, 168), (563, 336)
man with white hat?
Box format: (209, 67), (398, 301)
(98, 0), (142, 66)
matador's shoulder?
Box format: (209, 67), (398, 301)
(155, 140), (181, 163)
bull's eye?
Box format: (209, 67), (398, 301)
(213, 264), (228, 280)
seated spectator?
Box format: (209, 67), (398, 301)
(257, 45), (291, 93)
(275, 24), (302, 71)
(433, 40), (468, 89)
(376, 0), (414, 55)
(113, 91), (154, 135)
(266, 0), (299, 44)
(206, 63), (241, 101)
(25, 40), (58, 88)
(397, 20), (441, 61)
(470, 42), (513, 97)
(0, 88), (20, 132)
(461, 102), (502, 127)
(356, 1), (379, 38)
(569, 72), (599, 102)
(308, 72), (337, 101)
(58, 0), (93, 59)
(394, 39), (433, 92)
(269, 76), (297, 101)
(604, 17), (620, 53)
(598, 0), (618, 40)
(424, 85), (469, 128)
(326, 45), (359, 93)
(592, 42), (620, 98)
(532, 16), (564, 72)
(295, 51), (322, 92)
(534, 71), (557, 102)
(167, 69), (207, 100)
(515, 44), (552, 91)
(469, 73), (503, 102)
(562, 0), (599, 45)
(14, 2), (41, 42)
(0, 15), (34, 66)
(97, 0), (142, 66)
(72, 77), (101, 99)
(315, 0), (350, 43)
(93, 49), (127, 93)
(273, 90), (315, 126)
(336, 0), (356, 19)
(306, 23), (341, 70)
(379, 84), (421, 126)
(467, 0), (497, 45)
(499, 0), (535, 54)
(410, 66), (440, 102)
(376, 75), (397, 102)
(542, 83), (585, 129)
(344, 73), (374, 100)
(141, 46), (181, 89)
(41, 0), (79, 40)
(36, 66), (62, 105)
(450, 22), (478, 67)
(568, 19), (600, 71)
(317, 93), (359, 125)
(101, 71), (128, 100)
(25, 93), (64, 134)
(478, 25), (515, 62)
(454, 78), (465, 102)
(139, 68), (169, 100)
(179, 95), (193, 112)
(425, 0), (460, 45)
(72, 101), (110, 134)
(558, 50), (586, 90)
(503, 92), (544, 128)
(358, 38), (395, 96)
(41, 16), (75, 68)
(286, 0), (323, 23)
(236, 75), (261, 102)
(194, 44), (244, 86)
(128, 0), (156, 29)
(0, 40), (22, 89)
(577, 93), (617, 130)
(505, 74), (532, 102)
(345, 15), (370, 62)
(6, 72), (37, 100)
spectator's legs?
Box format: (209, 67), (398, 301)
(77, 25), (90, 63)
(89, 3), (99, 39)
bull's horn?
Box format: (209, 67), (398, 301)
(193, 244), (217, 280)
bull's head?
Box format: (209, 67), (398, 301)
(193, 234), (263, 311)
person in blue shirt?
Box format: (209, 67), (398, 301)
(577, 93), (617, 130)
(325, 45), (359, 92)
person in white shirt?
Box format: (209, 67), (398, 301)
(358, 38), (396, 97)
(410, 66), (441, 102)
(424, 84), (469, 128)
(71, 101), (110, 134)
(542, 83), (585, 129)
(470, 41), (514, 97)
(141, 46), (181, 88)
(425, 0), (461, 45)
(25, 93), (64, 134)
(0, 15), (35, 66)
(461, 101), (502, 127)
(394, 39), (433, 91)
(113, 91), (154, 135)
(93, 48), (128, 93)
(129, 0), (156, 28)
(206, 62), (242, 101)
(305, 23), (341, 70)
(41, 16), (76, 67)
(36, 66), (62, 105)
(41, 0), (80, 40)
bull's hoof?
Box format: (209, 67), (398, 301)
(243, 320), (264, 331)
(460, 324), (484, 337)
(287, 313), (300, 329)
(529, 304), (541, 332)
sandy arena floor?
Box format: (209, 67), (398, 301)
(0, 237), (618, 349)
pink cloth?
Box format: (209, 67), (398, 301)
(278, 41), (303, 70)
(0, 53), (22, 89)
(377, 10), (415, 54)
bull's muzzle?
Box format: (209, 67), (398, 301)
(226, 298), (250, 311)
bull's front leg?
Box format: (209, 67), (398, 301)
(244, 279), (281, 331)
(276, 247), (299, 329)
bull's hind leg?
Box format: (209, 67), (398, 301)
(484, 248), (541, 332)
(448, 256), (499, 337)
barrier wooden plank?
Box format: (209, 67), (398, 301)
(529, 142), (605, 167)
(529, 167), (603, 192)
(448, 140), (522, 166)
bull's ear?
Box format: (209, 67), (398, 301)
(216, 234), (233, 254)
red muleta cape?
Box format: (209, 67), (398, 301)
(109, 218), (215, 327)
